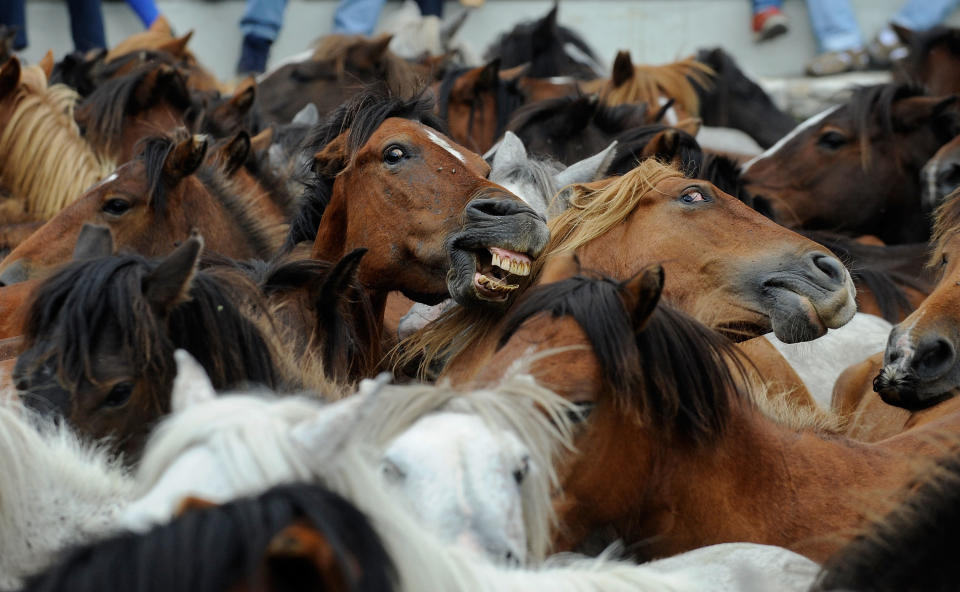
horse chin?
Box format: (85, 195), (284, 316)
(766, 289), (828, 344)
(874, 365), (958, 411)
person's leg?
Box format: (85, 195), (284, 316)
(806, 0), (863, 53)
(893, 0), (960, 31)
(237, 0), (289, 74)
(415, 0), (444, 18)
(124, 0), (160, 28)
(332, 0), (387, 35)
(66, 0), (107, 51)
(0, 0), (28, 50)
(751, 0), (788, 43)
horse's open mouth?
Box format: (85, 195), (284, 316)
(472, 247), (531, 301)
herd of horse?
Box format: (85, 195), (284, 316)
(3, 3), (960, 590)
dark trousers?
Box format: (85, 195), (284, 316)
(0, 0), (106, 51)
(415, 0), (443, 18)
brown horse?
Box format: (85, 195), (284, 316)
(0, 57), (113, 222)
(406, 160), (856, 382)
(484, 265), (960, 562)
(893, 24), (960, 96)
(875, 186), (960, 409)
(741, 84), (960, 244)
(0, 132), (288, 285)
(287, 89), (549, 358)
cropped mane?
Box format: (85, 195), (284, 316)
(497, 273), (747, 446)
(23, 483), (396, 592)
(0, 65), (114, 219)
(581, 57), (714, 117)
(811, 444), (960, 592)
(284, 87), (446, 251)
(22, 254), (284, 397)
(77, 63), (194, 155)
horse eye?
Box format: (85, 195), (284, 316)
(101, 382), (134, 408)
(681, 191), (705, 204)
(102, 198), (132, 216)
(566, 401), (595, 424)
(383, 145), (406, 165)
(816, 131), (848, 151)
(513, 455), (530, 485)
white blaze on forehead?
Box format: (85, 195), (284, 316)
(85, 172), (119, 193)
(424, 128), (467, 164)
(741, 105), (841, 174)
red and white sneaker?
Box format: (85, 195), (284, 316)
(752, 7), (789, 43)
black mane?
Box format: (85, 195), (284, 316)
(22, 252), (282, 396)
(497, 273), (746, 445)
(283, 87), (446, 251)
(812, 445), (960, 592)
(846, 84), (959, 155)
(23, 483), (396, 592)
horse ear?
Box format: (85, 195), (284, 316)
(314, 248), (367, 311)
(351, 34), (393, 69)
(250, 126), (274, 153)
(163, 134), (208, 185)
(611, 50), (634, 87)
(892, 95), (960, 131)
(222, 78), (256, 118)
(292, 102), (319, 126)
(641, 128), (684, 165)
(72, 224), (114, 260)
(0, 56), (21, 100)
(264, 524), (347, 592)
(891, 23), (914, 46)
(216, 132), (251, 174)
(38, 50), (55, 79)
(476, 58), (501, 90)
(534, 3), (559, 44)
(157, 30), (194, 57)
(539, 251), (580, 285)
(555, 140), (617, 188)
(312, 134), (349, 178)
(500, 63), (530, 81)
(143, 233), (203, 316)
(491, 131), (527, 172)
(149, 14), (173, 35)
(621, 264), (664, 332)
(171, 348), (216, 412)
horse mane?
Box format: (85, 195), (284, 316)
(284, 87), (446, 251)
(497, 273), (747, 446)
(436, 66), (526, 141)
(581, 57), (714, 116)
(931, 186), (960, 269)
(802, 230), (934, 323)
(483, 11), (601, 79)
(22, 253), (284, 398)
(311, 34), (424, 94)
(23, 483), (396, 592)
(0, 65), (114, 218)
(77, 63), (194, 154)
(396, 160), (684, 376)
(508, 94), (647, 141)
(811, 444), (960, 592)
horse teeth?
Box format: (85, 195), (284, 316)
(492, 252), (503, 269)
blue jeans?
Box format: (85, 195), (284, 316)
(125, 0), (159, 28)
(1, 0), (105, 51)
(806, 0), (863, 52)
(240, 0), (289, 42)
(752, 0), (782, 13)
(892, 0), (960, 31)
(332, 0), (386, 35)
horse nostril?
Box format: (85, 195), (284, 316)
(503, 550), (519, 566)
(914, 337), (956, 380)
(14, 378), (27, 391)
(810, 253), (846, 287)
(467, 198), (512, 218)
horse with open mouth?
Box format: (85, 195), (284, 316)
(286, 88), (549, 349)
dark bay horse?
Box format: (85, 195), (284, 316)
(287, 89), (549, 354)
(404, 160), (855, 382)
(893, 24), (960, 96)
(0, 132), (288, 285)
(484, 265), (960, 563)
(741, 84), (960, 244)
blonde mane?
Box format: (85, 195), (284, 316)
(395, 160), (683, 376)
(0, 65), (114, 220)
(581, 57), (714, 118)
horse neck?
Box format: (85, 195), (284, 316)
(621, 401), (911, 563)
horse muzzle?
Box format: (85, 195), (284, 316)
(876, 327), (960, 410)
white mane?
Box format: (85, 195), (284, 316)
(0, 403), (134, 588)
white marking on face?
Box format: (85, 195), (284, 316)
(892, 309), (926, 368)
(425, 128), (467, 164)
(83, 171), (119, 193)
(741, 105), (841, 174)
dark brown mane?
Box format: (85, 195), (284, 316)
(284, 87), (446, 251)
(811, 444), (960, 592)
(21, 252), (283, 398)
(496, 273), (747, 445)
(77, 62), (194, 153)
